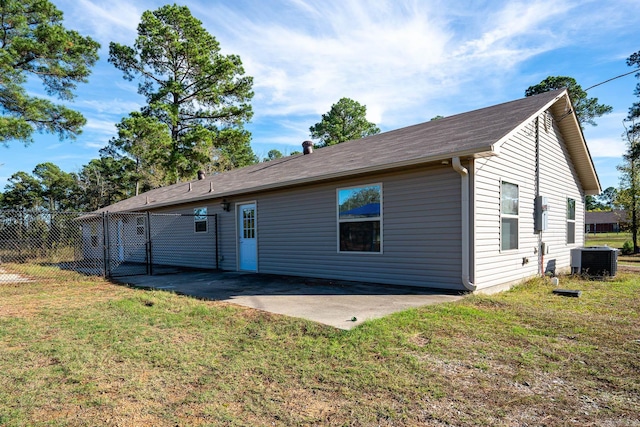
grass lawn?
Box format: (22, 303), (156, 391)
(584, 232), (640, 266)
(1, 265), (639, 426)
(585, 231), (631, 249)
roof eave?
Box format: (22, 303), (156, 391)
(492, 89), (601, 196)
(121, 148), (496, 212)
(550, 92), (602, 195)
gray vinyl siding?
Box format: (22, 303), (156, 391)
(133, 201), (236, 271)
(250, 166), (463, 290)
(119, 216), (146, 263)
(148, 205), (220, 269)
(538, 114), (584, 257)
(81, 222), (102, 260)
(216, 208), (237, 271)
(474, 114), (584, 289)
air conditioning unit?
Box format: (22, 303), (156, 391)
(571, 247), (618, 277)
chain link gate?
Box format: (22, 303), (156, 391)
(103, 212), (149, 277)
(0, 210), (218, 283)
(101, 212), (219, 278)
(147, 213), (219, 275)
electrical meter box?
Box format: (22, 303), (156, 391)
(535, 195), (548, 232)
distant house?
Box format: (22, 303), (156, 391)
(585, 210), (628, 233)
(86, 89), (600, 293)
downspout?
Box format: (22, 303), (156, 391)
(452, 157), (477, 291)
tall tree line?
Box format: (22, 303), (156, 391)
(0, 159), (136, 211)
(3, 1), (632, 215)
(106, 4), (256, 186)
(0, 2), (390, 211)
(0, 2), (259, 211)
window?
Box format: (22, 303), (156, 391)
(567, 198), (576, 244)
(242, 207), (255, 239)
(501, 181), (519, 251)
(337, 184), (382, 252)
(136, 216), (145, 236)
(194, 207), (207, 233)
(90, 224), (98, 247)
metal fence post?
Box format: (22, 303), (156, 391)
(214, 214), (219, 270)
(146, 211), (153, 276)
(102, 212), (110, 278)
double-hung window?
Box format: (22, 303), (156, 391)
(567, 198), (576, 244)
(337, 184), (382, 252)
(90, 224), (98, 247)
(501, 181), (519, 251)
(136, 216), (145, 235)
(194, 207), (207, 233)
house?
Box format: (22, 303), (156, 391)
(87, 89), (600, 292)
(585, 210), (628, 233)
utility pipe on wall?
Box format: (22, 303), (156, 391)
(452, 157), (477, 291)
(535, 115), (543, 276)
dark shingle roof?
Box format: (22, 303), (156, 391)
(585, 210), (628, 224)
(97, 90), (594, 213)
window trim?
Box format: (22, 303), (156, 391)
(90, 223), (99, 248)
(194, 207), (208, 233)
(567, 197), (576, 245)
(500, 180), (519, 251)
(241, 204), (256, 239)
(336, 183), (383, 254)
(136, 216), (145, 236)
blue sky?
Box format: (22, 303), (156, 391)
(2, 0), (639, 192)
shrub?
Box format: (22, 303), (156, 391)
(621, 240), (634, 255)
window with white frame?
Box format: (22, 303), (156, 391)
(194, 207), (207, 233)
(567, 198), (576, 244)
(501, 181), (519, 251)
(90, 224), (98, 247)
(337, 184), (382, 252)
(136, 216), (145, 235)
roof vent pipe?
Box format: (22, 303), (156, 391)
(197, 170), (205, 180)
(302, 140), (314, 155)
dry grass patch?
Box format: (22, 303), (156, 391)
(0, 264), (135, 318)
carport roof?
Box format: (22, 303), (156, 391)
(96, 89), (600, 213)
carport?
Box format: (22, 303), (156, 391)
(113, 271), (464, 330)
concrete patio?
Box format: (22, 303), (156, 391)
(113, 271), (465, 330)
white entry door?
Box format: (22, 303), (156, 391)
(238, 203), (257, 271)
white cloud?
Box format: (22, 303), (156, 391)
(202, 1), (453, 119)
(587, 137), (626, 158)
(57, 0), (144, 45)
(84, 118), (118, 136)
(193, 0), (601, 130)
(84, 141), (107, 149)
(10, 0), (634, 190)
(454, 1), (572, 53)
(79, 99), (143, 115)
(583, 112), (629, 158)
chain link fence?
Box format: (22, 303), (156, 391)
(0, 210), (218, 284)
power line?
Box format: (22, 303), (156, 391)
(584, 69), (638, 92)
